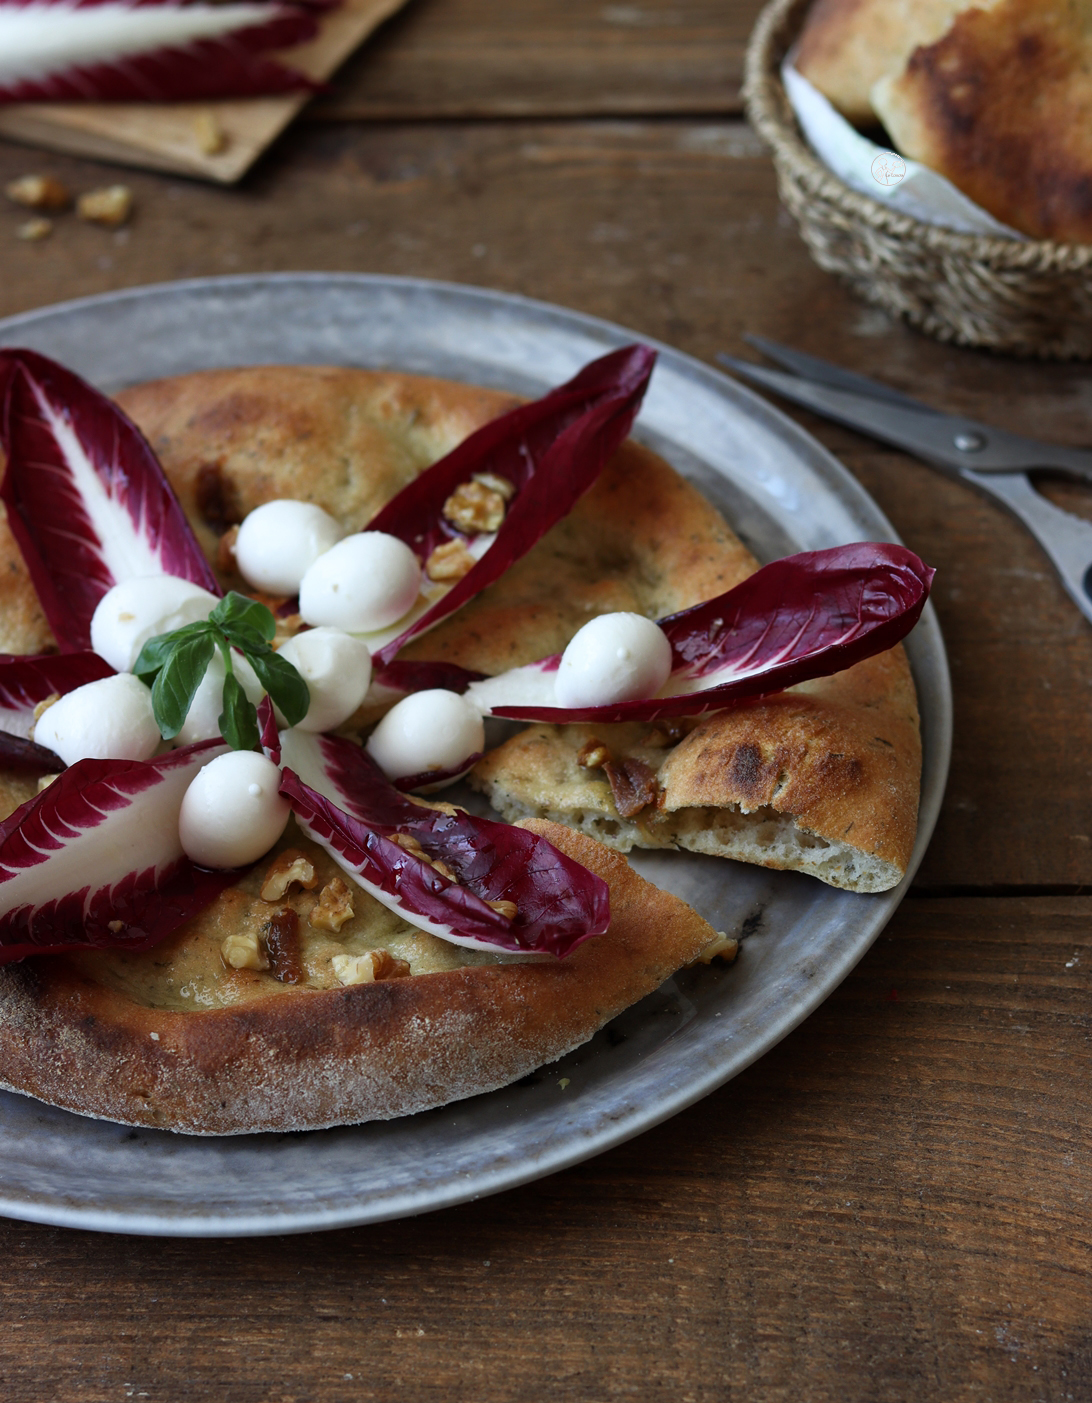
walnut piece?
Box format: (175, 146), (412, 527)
(16, 218), (52, 243)
(392, 832), (456, 881)
(221, 930), (268, 971)
(6, 175), (70, 211)
(193, 109), (227, 156)
(486, 899), (518, 921)
(37, 774), (60, 793)
(577, 739), (610, 770)
(603, 756), (659, 818)
(426, 539), (478, 582)
(332, 949), (412, 986)
(309, 877), (355, 932)
(690, 932), (740, 966)
(77, 185), (133, 228)
(442, 479), (506, 534)
(471, 471), (515, 501)
(261, 848), (318, 902)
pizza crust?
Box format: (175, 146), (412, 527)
(471, 648), (920, 893)
(0, 820), (723, 1134)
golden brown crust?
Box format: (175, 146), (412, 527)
(795, 0), (980, 124)
(471, 648), (921, 893)
(0, 821), (719, 1134)
(873, 0), (1092, 243)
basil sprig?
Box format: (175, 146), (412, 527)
(134, 592), (309, 750)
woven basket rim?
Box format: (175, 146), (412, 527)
(744, 0), (1092, 273)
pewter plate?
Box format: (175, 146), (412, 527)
(0, 275), (951, 1237)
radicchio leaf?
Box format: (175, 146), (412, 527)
(0, 739), (235, 965)
(0, 1), (335, 105)
(279, 729), (610, 957)
(0, 348), (221, 652)
(465, 543), (934, 723)
(366, 344), (655, 665)
(257, 694), (281, 764)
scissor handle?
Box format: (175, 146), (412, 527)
(969, 471), (1092, 626)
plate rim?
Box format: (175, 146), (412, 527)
(0, 273), (952, 1236)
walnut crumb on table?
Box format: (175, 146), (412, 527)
(77, 185), (133, 228)
(6, 175), (71, 211)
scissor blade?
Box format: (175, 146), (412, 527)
(716, 356), (1092, 481)
(737, 337), (930, 412)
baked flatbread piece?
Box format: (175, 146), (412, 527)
(794, 0), (984, 125)
(872, 0), (1092, 243)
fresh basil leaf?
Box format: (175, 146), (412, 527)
(133, 620), (212, 682)
(246, 648), (310, 729)
(219, 622), (276, 657)
(211, 592), (275, 641)
(218, 670), (261, 751)
(150, 632), (215, 739)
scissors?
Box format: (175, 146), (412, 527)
(716, 336), (1092, 627)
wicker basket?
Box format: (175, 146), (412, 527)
(745, 0), (1092, 359)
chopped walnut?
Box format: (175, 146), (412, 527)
(442, 479), (506, 534)
(309, 877), (355, 932)
(32, 693), (60, 725)
(37, 774), (60, 793)
(17, 218), (52, 243)
(332, 949), (412, 986)
(221, 930), (268, 971)
(690, 932), (740, 966)
(577, 739), (610, 770)
(217, 524), (240, 573)
(260, 848), (318, 902)
(603, 756), (659, 818)
(77, 185), (133, 228)
(471, 471), (515, 501)
(6, 175), (70, 211)
(193, 109), (227, 156)
(393, 832), (457, 882)
(426, 539), (478, 582)
(486, 899), (518, 921)
(107, 919), (125, 934)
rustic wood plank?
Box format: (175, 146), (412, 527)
(2, 119), (1090, 887)
(312, 0), (758, 120)
(0, 0), (410, 183)
(0, 897), (1088, 1400)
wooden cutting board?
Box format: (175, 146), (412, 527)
(0, 0), (408, 184)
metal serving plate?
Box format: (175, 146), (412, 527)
(0, 276), (951, 1236)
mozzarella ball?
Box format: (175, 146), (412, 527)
(178, 751), (290, 869)
(554, 612), (673, 709)
(34, 672), (161, 765)
(299, 532), (422, 634)
(174, 651), (265, 747)
(366, 689), (485, 784)
(234, 499), (343, 596)
(90, 576), (219, 673)
(276, 627), (372, 733)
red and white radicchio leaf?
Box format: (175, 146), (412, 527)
(279, 729), (610, 957)
(0, 1), (334, 105)
(465, 544), (935, 723)
(0, 739), (234, 966)
(0, 348), (221, 652)
(0, 650), (115, 769)
(365, 344), (656, 665)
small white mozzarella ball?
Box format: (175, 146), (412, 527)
(299, 532), (422, 634)
(34, 672), (160, 765)
(174, 651), (265, 747)
(554, 612), (673, 709)
(277, 627), (372, 733)
(90, 576), (219, 673)
(366, 689), (485, 783)
(234, 499), (343, 596)
(179, 751), (289, 869)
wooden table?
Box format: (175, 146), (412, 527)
(2, 4), (1090, 1398)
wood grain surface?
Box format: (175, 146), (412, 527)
(1, 2), (1091, 1398)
